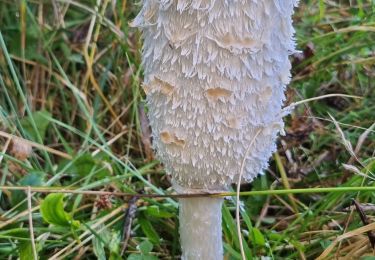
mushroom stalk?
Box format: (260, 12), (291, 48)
(134, 0), (298, 258)
(179, 197), (223, 259)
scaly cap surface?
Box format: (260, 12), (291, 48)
(134, 0), (298, 191)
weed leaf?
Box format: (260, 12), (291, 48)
(20, 110), (51, 142)
(40, 193), (80, 228)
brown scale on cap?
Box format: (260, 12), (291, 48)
(160, 131), (186, 148)
(205, 88), (232, 102)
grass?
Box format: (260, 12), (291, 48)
(0, 0), (374, 259)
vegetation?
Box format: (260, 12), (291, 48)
(0, 0), (374, 259)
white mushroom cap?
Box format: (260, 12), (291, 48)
(134, 0), (298, 191)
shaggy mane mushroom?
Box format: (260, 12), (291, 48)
(133, 0), (299, 258)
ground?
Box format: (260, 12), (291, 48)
(0, 0), (374, 259)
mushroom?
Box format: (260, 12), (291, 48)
(133, 0), (299, 259)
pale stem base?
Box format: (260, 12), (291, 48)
(179, 197), (224, 260)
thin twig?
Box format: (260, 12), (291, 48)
(3, 186), (375, 198)
(0, 131), (72, 159)
(0, 137), (11, 201)
(329, 114), (372, 175)
(0, 205), (40, 229)
(348, 122), (375, 164)
(0, 137), (11, 164)
(285, 93), (362, 110)
(352, 199), (375, 249)
(121, 197), (139, 255)
(237, 128), (262, 260)
(27, 186), (38, 260)
(303, 115), (374, 133)
(92, 129), (128, 156)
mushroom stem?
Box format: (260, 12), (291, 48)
(179, 197), (224, 260)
